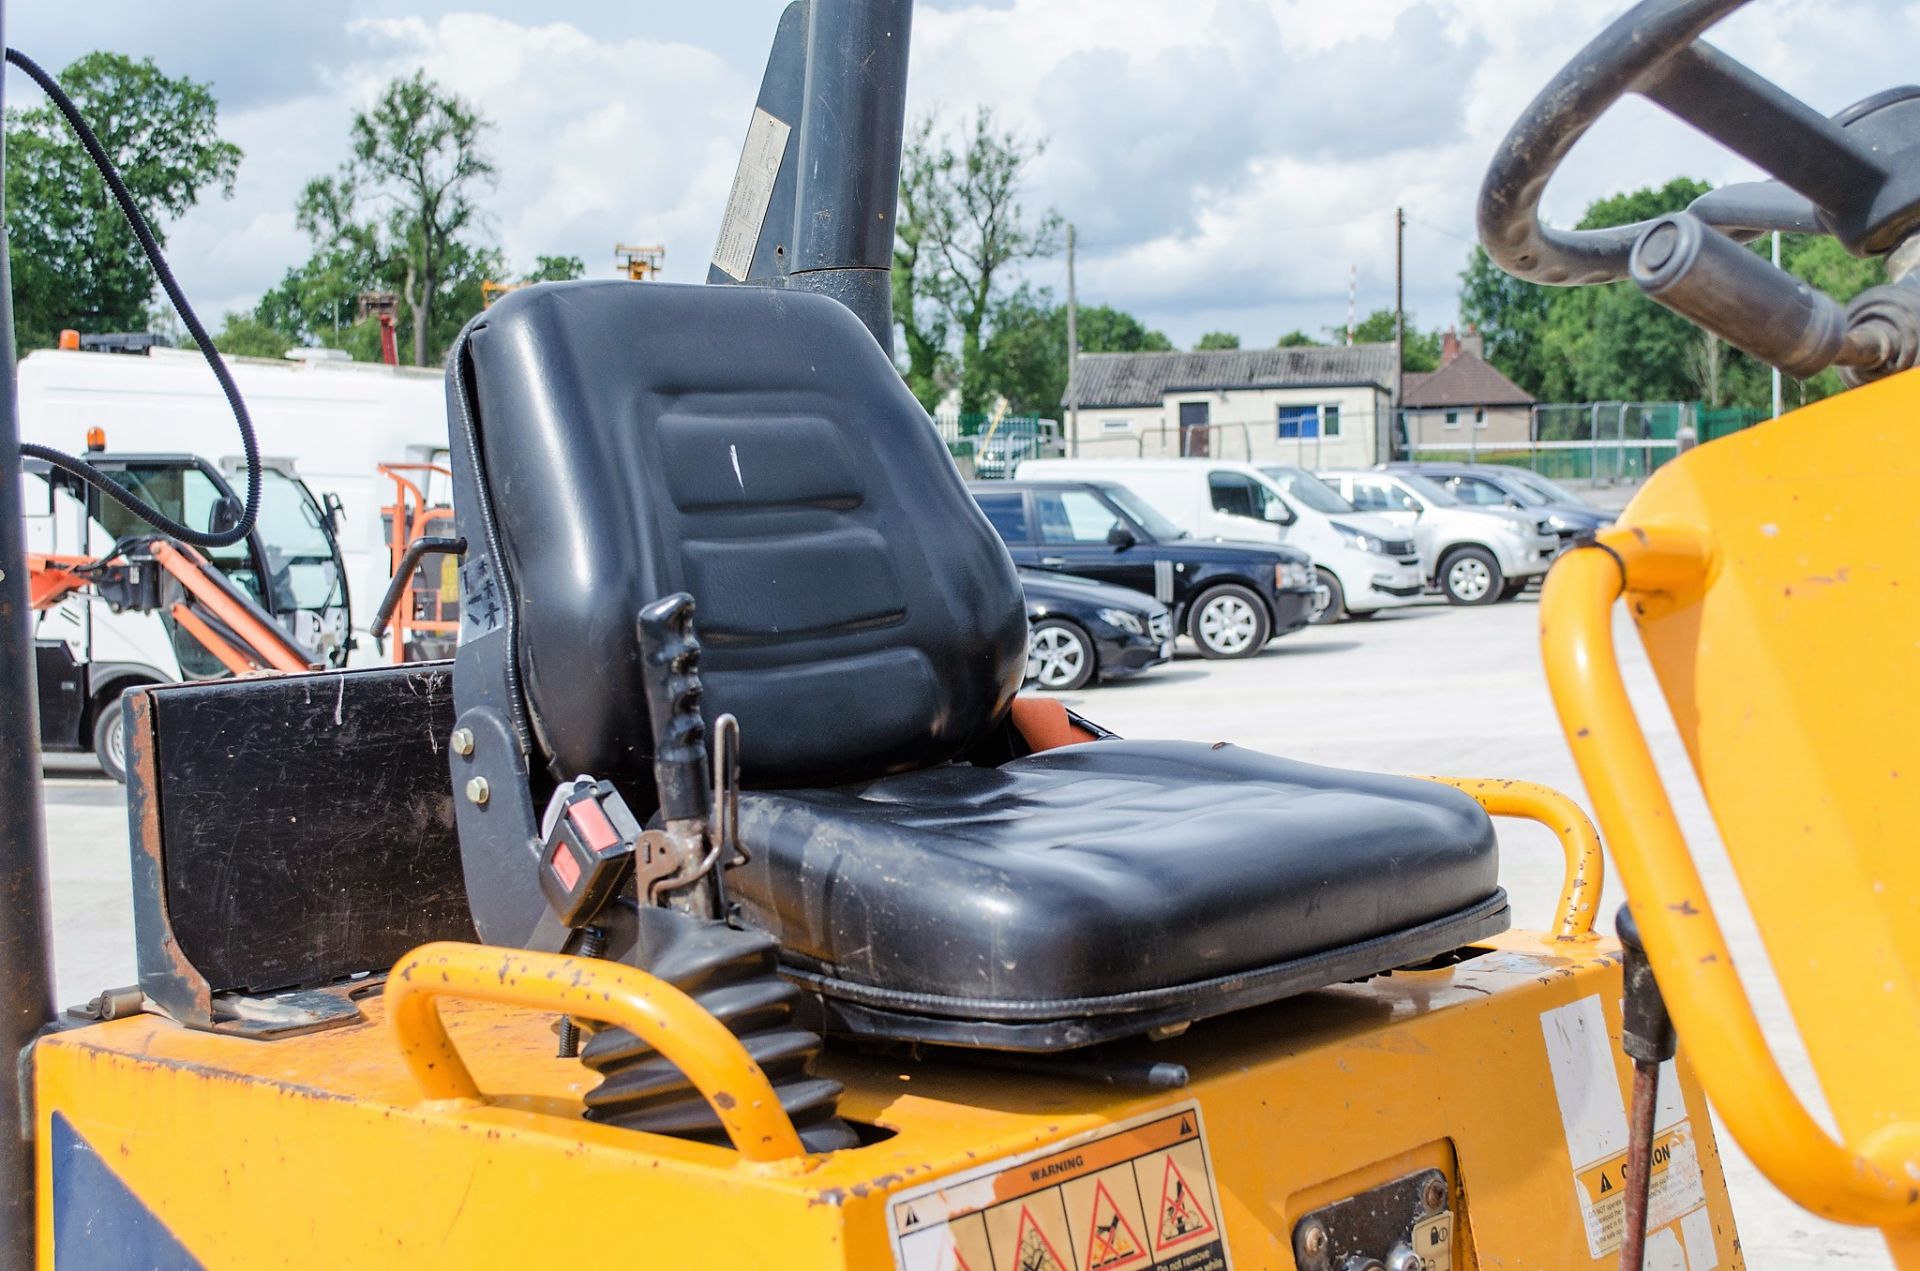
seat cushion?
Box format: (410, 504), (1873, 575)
(728, 739), (1506, 1048)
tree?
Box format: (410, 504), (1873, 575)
(1276, 330), (1321, 347)
(895, 109), (1060, 413)
(523, 255), (584, 283)
(1459, 246), (1553, 397)
(1195, 331), (1240, 350)
(211, 312), (293, 360)
(892, 119), (955, 410)
(976, 288), (1172, 415)
(1342, 309), (1441, 371)
(5, 52), (241, 350)
(300, 72), (497, 365)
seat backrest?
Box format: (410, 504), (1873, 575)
(450, 281), (1027, 795)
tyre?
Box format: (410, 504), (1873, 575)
(1026, 620), (1095, 691)
(92, 692), (130, 783)
(1189, 583), (1271, 658)
(1309, 569), (1346, 625)
(1440, 546), (1504, 606)
(1496, 577), (1530, 602)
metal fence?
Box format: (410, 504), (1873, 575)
(1403, 401), (1769, 483)
(935, 413), (1064, 478)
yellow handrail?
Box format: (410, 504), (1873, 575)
(385, 942), (808, 1163)
(1414, 776), (1602, 941)
(1540, 532), (1920, 1228)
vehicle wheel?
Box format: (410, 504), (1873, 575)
(1496, 577), (1530, 602)
(1189, 584), (1272, 658)
(91, 693), (130, 784)
(1026, 620), (1095, 691)
(1309, 569), (1345, 625)
(1440, 547), (1504, 606)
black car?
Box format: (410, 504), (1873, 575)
(1388, 461), (1614, 547)
(1018, 568), (1174, 690)
(970, 480), (1322, 659)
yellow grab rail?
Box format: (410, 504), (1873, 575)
(1414, 776), (1602, 941)
(385, 942), (808, 1163)
(1541, 532), (1920, 1229)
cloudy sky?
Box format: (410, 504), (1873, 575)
(11, 0), (1914, 349)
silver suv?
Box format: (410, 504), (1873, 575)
(1314, 469), (1560, 605)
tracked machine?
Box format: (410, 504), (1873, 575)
(2, 0), (1918, 1266)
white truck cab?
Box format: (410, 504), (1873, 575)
(1013, 458), (1423, 622)
(1313, 468), (1561, 605)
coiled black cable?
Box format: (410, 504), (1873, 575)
(6, 46), (258, 547)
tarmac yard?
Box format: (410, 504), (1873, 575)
(40, 594), (1888, 1266)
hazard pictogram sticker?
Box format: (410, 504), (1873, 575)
(1155, 1155), (1217, 1252)
(1012, 1204), (1070, 1271)
(1083, 1179), (1148, 1269)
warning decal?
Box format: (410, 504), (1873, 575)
(1084, 1180), (1148, 1269)
(1153, 1156), (1217, 1252)
(888, 1101), (1231, 1271)
(1541, 994), (1713, 1263)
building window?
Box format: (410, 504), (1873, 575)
(1100, 417), (1133, 434)
(1277, 404), (1339, 439)
(1474, 407), (1487, 429)
(1443, 410), (1461, 430)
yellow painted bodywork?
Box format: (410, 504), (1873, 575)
(1540, 365), (1920, 1258)
(35, 928), (1741, 1268)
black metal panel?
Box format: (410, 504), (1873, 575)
(143, 663), (475, 994)
(33, 643), (86, 752)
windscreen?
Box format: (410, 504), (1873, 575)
(253, 470), (345, 614)
(1260, 465), (1355, 514)
(1103, 484), (1188, 539)
(1395, 471), (1460, 506)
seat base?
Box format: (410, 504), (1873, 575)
(784, 891), (1509, 1051)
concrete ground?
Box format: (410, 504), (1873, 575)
(36, 584), (1885, 1265)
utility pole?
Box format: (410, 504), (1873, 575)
(1393, 207), (1405, 461)
(1066, 223), (1080, 457)
(1347, 264), (1357, 346)
(1771, 231), (1784, 418)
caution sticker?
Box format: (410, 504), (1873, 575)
(1540, 995), (1712, 1264)
(889, 1101), (1232, 1271)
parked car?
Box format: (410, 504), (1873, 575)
(1016, 458), (1423, 624)
(969, 480), (1323, 658)
(1017, 568), (1173, 690)
(1315, 469), (1561, 605)
(1384, 461), (1614, 549)
(972, 431), (1050, 480)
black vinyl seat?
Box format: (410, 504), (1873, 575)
(447, 280), (1507, 1050)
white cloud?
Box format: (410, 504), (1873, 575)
(78, 0), (1920, 350)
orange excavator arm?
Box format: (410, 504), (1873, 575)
(29, 540), (315, 676)
(25, 553), (93, 610)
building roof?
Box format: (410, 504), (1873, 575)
(1400, 350), (1533, 408)
(1067, 344), (1397, 409)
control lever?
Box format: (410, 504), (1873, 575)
(1630, 211), (1910, 380)
(635, 593), (722, 918)
(1615, 904), (1677, 1271)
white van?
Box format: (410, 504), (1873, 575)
(1013, 458), (1424, 621)
(17, 346), (449, 662)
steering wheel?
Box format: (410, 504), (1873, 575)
(1477, 0), (1920, 381)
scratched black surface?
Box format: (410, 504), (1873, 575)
(149, 663), (476, 994)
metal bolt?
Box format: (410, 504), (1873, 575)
(465, 776), (490, 806)
(1301, 1221), (1328, 1257)
(1422, 1177), (1448, 1212)
(1384, 1245), (1423, 1271)
(449, 727), (474, 757)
